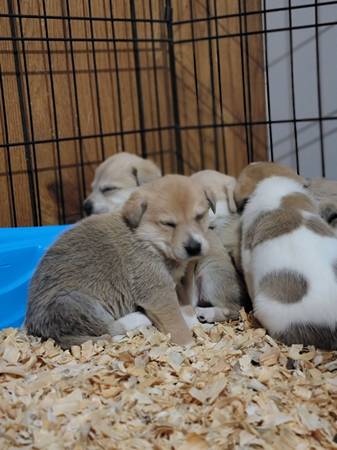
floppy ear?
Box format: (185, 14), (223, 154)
(225, 184), (237, 213)
(204, 189), (216, 214)
(131, 160), (161, 186)
(122, 191), (147, 228)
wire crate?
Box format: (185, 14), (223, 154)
(1, 0), (337, 227)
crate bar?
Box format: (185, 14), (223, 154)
(65, 0), (87, 203)
(7, 0), (39, 226)
(0, 67), (17, 226)
(262, 0), (274, 161)
(172, 1), (337, 26)
(242, 0), (254, 162)
(288, 0), (299, 173)
(42, 0), (65, 224)
(130, 0), (147, 158)
(314, 0), (325, 177)
(213, 0), (228, 173)
(108, 0), (125, 151)
(206, 0), (219, 170)
(165, 0), (183, 174)
(87, 0), (105, 161)
(148, 0), (165, 172)
(238, 0), (251, 163)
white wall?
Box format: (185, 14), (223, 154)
(265, 0), (337, 179)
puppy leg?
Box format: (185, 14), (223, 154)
(196, 306), (232, 323)
(180, 305), (200, 329)
(140, 290), (193, 345)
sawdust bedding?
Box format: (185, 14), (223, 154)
(0, 311), (337, 450)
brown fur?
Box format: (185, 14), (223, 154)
(26, 175), (211, 348)
(305, 217), (335, 237)
(244, 208), (303, 250)
(258, 270), (308, 304)
(281, 193), (317, 213)
(235, 162), (308, 211)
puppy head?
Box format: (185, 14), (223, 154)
(191, 170), (237, 218)
(84, 152), (161, 215)
(122, 175), (211, 262)
(234, 162), (308, 213)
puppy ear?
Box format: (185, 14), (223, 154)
(225, 184), (237, 213)
(122, 191), (147, 228)
(131, 160), (161, 186)
(204, 189), (216, 214)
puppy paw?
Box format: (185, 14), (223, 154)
(116, 312), (152, 331)
(180, 305), (200, 329)
(196, 306), (231, 323)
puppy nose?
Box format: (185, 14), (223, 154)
(184, 238), (202, 257)
(83, 199), (93, 216)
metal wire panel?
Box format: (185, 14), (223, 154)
(1, 0), (336, 227)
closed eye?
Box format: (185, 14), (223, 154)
(195, 210), (208, 221)
(100, 186), (119, 194)
(160, 220), (177, 228)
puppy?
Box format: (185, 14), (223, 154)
(83, 152), (161, 215)
(307, 177), (337, 229)
(25, 175), (211, 349)
(187, 170), (248, 323)
(235, 162), (337, 349)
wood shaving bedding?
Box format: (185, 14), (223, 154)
(0, 311), (336, 450)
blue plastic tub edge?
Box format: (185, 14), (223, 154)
(0, 225), (71, 330)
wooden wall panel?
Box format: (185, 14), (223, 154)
(0, 0), (266, 227)
(172, 0), (267, 176)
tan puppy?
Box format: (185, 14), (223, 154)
(26, 175), (211, 349)
(83, 152), (161, 215)
(186, 170), (249, 323)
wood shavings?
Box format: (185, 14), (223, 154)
(0, 314), (336, 450)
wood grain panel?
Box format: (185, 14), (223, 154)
(0, 0), (266, 226)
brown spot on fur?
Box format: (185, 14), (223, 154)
(235, 162), (308, 210)
(275, 323), (337, 350)
(305, 217), (335, 237)
(244, 208), (303, 250)
(281, 193), (317, 213)
(259, 270), (308, 304)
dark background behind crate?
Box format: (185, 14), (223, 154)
(1, 0), (336, 228)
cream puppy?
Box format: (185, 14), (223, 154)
(235, 162), (337, 349)
(83, 152), (161, 215)
(187, 170), (248, 323)
(26, 175), (210, 349)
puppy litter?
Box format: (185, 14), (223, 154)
(0, 311), (336, 450)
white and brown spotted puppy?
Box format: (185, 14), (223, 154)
(235, 162), (337, 350)
(83, 152), (161, 215)
(26, 175), (210, 349)
(187, 170), (249, 323)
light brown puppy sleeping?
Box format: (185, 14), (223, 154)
(25, 175), (211, 349)
(83, 152), (161, 215)
(186, 170), (249, 323)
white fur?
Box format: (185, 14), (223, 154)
(242, 176), (307, 230)
(196, 306), (231, 323)
(241, 176), (337, 335)
(112, 306), (200, 339)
